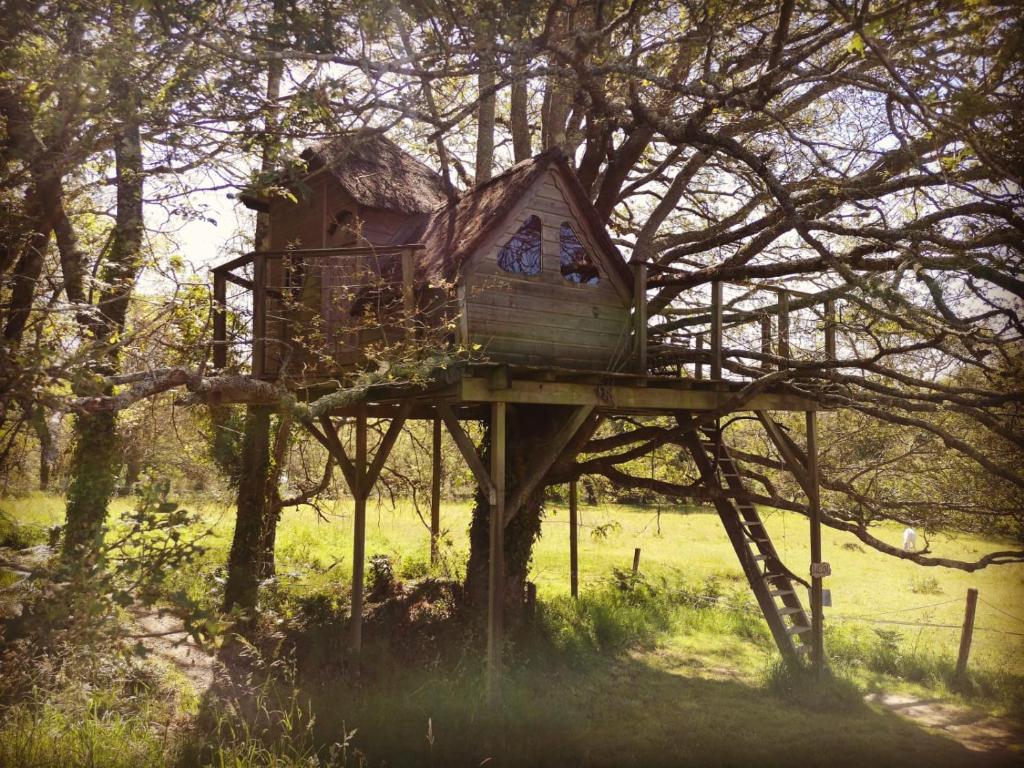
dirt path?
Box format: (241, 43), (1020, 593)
(866, 692), (1024, 756)
(130, 608), (217, 695)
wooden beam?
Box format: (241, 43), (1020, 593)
(756, 412), (813, 499)
(252, 253), (267, 378)
(569, 480), (579, 599)
(401, 247), (416, 337)
(806, 410), (825, 677)
(364, 401), (412, 489)
(437, 401), (497, 504)
(350, 409), (368, 654)
(778, 289), (791, 365)
(212, 271), (227, 369)
(824, 298), (837, 361)
(314, 415), (357, 492)
(760, 314), (771, 373)
(711, 280), (723, 380)
(460, 377), (820, 413)
(487, 401), (506, 706)
(504, 405), (595, 526)
(695, 333), (704, 380)
(430, 417), (442, 566)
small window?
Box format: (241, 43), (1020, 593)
(497, 215), (542, 275)
(559, 222), (599, 285)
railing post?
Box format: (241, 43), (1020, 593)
(760, 314), (772, 372)
(824, 298), (837, 361)
(212, 270), (227, 369)
(634, 262), (648, 374)
(401, 247), (416, 338)
(252, 253), (267, 379)
(777, 289), (790, 368)
(710, 280), (723, 380)
(695, 333), (704, 380)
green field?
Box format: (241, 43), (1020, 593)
(3, 492), (1023, 766)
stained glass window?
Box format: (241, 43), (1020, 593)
(497, 215), (542, 275)
(559, 223), (599, 285)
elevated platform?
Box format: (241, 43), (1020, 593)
(213, 361), (823, 417)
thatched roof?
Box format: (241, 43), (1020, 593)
(301, 132), (449, 214)
(397, 148), (633, 289)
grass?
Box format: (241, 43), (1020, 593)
(2, 491), (1023, 765)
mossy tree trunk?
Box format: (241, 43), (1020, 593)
(464, 405), (574, 627)
(63, 72), (143, 561)
(223, 405), (272, 612)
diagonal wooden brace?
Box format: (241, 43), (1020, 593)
(756, 411), (814, 500)
(364, 401), (412, 489)
(504, 405), (595, 527)
(437, 401), (497, 505)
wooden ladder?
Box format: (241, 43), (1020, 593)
(682, 426), (812, 665)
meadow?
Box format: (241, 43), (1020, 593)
(2, 491), (1023, 766)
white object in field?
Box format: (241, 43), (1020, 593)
(903, 527), (917, 552)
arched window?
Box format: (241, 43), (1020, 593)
(497, 215), (542, 275)
(559, 222), (599, 285)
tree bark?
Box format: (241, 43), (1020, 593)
(475, 33), (496, 184)
(63, 76), (143, 560)
(223, 405), (272, 612)
(465, 405), (571, 627)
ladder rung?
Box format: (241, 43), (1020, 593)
(769, 589), (794, 598)
(752, 554), (769, 561)
(740, 519), (764, 526)
(778, 607), (804, 617)
(787, 625), (812, 636)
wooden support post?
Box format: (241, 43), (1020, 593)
(430, 417), (442, 566)
(487, 401), (506, 706)
(401, 247), (416, 338)
(252, 253), (267, 378)
(632, 547), (641, 575)
(695, 333), (704, 380)
(710, 280), (723, 380)
(634, 262), (648, 374)
(806, 410), (825, 678)
(350, 409), (368, 655)
(955, 588), (979, 681)
(824, 298), (837, 361)
(760, 314), (772, 372)
(778, 289), (791, 367)
(569, 480), (579, 599)
(212, 271), (227, 369)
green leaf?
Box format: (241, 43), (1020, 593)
(846, 33), (866, 57)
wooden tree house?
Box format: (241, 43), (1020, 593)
(212, 132), (836, 699)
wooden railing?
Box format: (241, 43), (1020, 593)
(634, 263), (841, 379)
(211, 245), (422, 378)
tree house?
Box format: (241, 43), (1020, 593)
(211, 132), (834, 701)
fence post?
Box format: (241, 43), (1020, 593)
(430, 416), (442, 566)
(634, 262), (648, 374)
(710, 280), (723, 380)
(955, 588), (979, 681)
(569, 480), (579, 598)
(632, 547), (641, 575)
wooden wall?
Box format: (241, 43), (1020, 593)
(462, 171), (633, 371)
(262, 174), (416, 377)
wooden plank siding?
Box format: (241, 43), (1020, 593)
(261, 176), (419, 378)
(462, 171), (633, 372)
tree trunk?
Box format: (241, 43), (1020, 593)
(63, 75), (143, 561)
(510, 51), (532, 162)
(464, 405), (568, 627)
(475, 34), (496, 184)
(223, 405), (272, 612)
